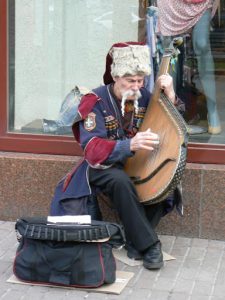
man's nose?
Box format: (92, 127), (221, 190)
(131, 82), (140, 91)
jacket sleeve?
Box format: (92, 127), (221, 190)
(104, 139), (134, 165)
(78, 98), (133, 168)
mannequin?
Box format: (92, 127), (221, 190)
(157, 0), (221, 134)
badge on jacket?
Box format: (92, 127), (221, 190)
(84, 112), (96, 131)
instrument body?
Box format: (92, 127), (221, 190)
(124, 39), (189, 205)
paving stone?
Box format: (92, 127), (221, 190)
(152, 277), (175, 292)
(187, 247), (207, 260)
(191, 238), (209, 248)
(158, 266), (180, 279)
(170, 246), (190, 258)
(196, 269), (218, 282)
(191, 280), (214, 296)
(189, 295), (211, 300)
(149, 290), (170, 300)
(178, 267), (199, 280)
(169, 292), (190, 300)
(174, 236), (192, 245)
(213, 283), (225, 298)
(0, 221), (225, 300)
(172, 278), (194, 294)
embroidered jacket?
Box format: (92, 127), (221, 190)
(50, 84), (184, 215)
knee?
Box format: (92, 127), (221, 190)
(108, 172), (132, 190)
(193, 38), (210, 56)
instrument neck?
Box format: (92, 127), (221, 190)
(157, 54), (171, 77)
(150, 54), (172, 101)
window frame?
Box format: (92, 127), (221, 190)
(0, 0), (224, 163)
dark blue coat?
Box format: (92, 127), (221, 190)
(50, 84), (183, 216)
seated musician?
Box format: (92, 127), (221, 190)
(50, 42), (185, 270)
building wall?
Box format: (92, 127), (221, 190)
(0, 152), (224, 240)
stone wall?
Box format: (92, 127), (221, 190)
(0, 152), (225, 240)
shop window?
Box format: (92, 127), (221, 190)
(144, 0), (225, 163)
(8, 0), (141, 136)
(172, 11), (224, 146)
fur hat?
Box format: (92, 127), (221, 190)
(103, 42), (151, 84)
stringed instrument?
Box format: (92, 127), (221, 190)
(124, 37), (189, 205)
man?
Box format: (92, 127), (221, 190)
(50, 42), (184, 270)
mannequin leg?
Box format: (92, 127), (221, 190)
(192, 10), (221, 134)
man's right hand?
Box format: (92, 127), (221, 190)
(130, 128), (159, 152)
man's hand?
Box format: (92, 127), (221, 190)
(130, 128), (159, 152)
(156, 74), (176, 104)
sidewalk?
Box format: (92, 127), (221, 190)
(0, 220), (225, 300)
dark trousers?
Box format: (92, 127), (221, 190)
(89, 165), (165, 252)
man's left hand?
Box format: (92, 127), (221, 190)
(156, 74), (176, 104)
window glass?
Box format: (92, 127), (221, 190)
(8, 0), (141, 135)
(8, 0), (225, 146)
(152, 0), (224, 145)
(176, 7), (224, 145)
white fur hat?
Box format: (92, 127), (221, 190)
(110, 43), (151, 78)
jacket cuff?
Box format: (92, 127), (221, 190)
(116, 139), (134, 158)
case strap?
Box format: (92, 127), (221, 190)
(16, 222), (125, 244)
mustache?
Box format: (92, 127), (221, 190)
(121, 89), (141, 100)
(121, 90), (141, 116)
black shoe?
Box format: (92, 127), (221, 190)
(143, 241), (164, 270)
(125, 242), (143, 260)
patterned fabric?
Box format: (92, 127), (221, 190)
(157, 0), (219, 36)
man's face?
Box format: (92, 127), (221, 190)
(113, 75), (144, 101)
